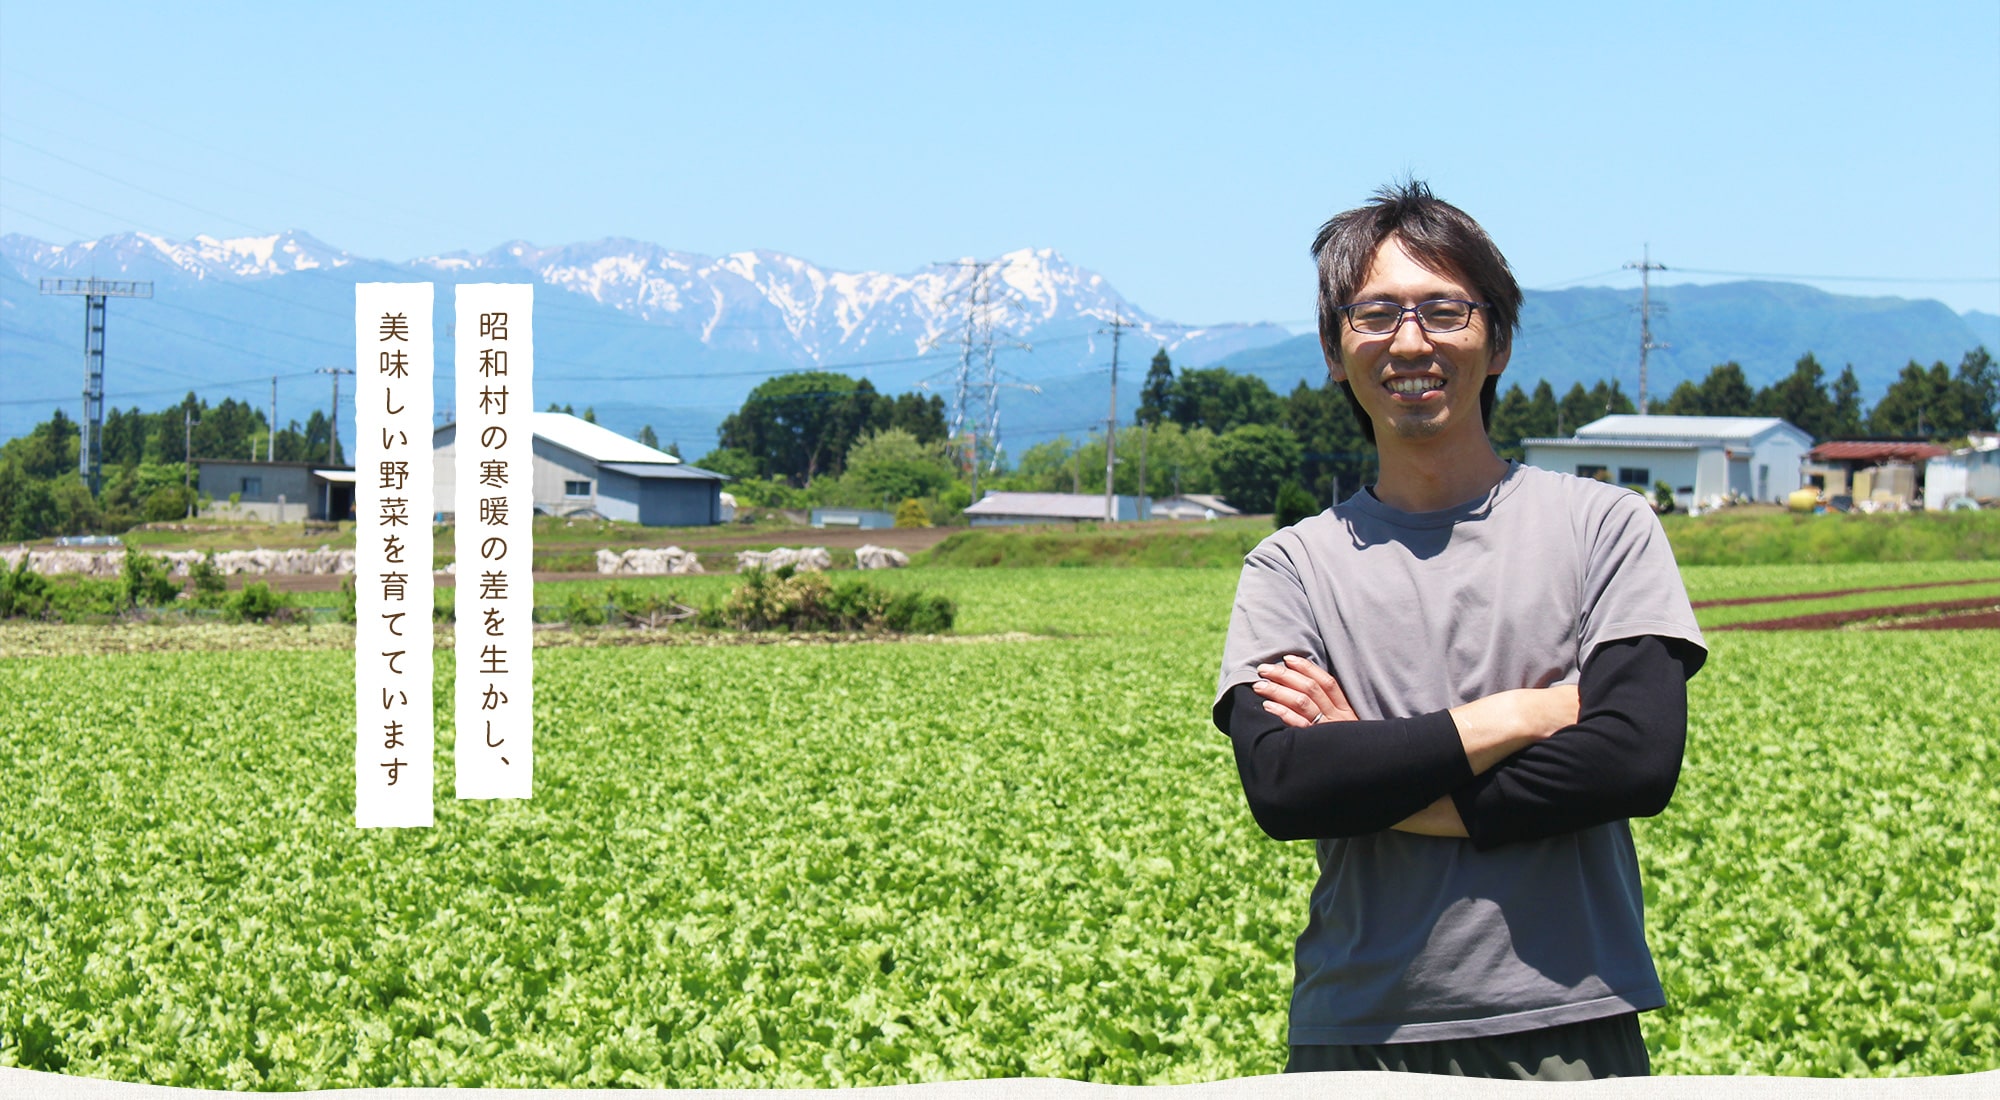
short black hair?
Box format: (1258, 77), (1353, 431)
(1310, 180), (1523, 444)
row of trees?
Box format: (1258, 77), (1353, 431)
(1645, 349), (1996, 440)
(4, 396), (343, 483)
(0, 392), (355, 540)
(697, 372), (949, 487)
(4, 346), (1993, 539)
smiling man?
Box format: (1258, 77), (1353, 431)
(1213, 181), (1706, 1079)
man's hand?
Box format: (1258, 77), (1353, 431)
(1252, 654), (1358, 727)
(1252, 654), (1581, 838)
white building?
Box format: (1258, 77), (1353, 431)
(963, 491), (1147, 526)
(1924, 432), (2000, 510)
(1523, 415), (1813, 508)
(433, 412), (729, 526)
(1151, 493), (1241, 521)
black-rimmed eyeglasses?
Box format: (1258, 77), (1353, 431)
(1338, 299), (1488, 335)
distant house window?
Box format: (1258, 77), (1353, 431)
(1618, 467), (1650, 487)
(241, 477), (263, 497)
(564, 480), (592, 498)
(1576, 465), (1609, 481)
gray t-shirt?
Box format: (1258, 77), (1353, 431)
(1215, 461), (1704, 1045)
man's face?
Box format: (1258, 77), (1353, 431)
(1329, 235), (1509, 445)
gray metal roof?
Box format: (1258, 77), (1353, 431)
(1575, 415), (1800, 443)
(1521, 437), (1704, 451)
(964, 491), (1132, 519)
(599, 462), (728, 481)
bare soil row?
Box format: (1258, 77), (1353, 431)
(1713, 597), (2000, 632)
(1691, 576), (2000, 608)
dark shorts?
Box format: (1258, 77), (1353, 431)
(1286, 1012), (1651, 1081)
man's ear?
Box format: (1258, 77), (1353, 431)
(1324, 348), (1347, 384)
(1487, 343), (1511, 378)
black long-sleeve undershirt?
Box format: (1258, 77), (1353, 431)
(1220, 635), (1699, 850)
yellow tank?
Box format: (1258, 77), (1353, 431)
(1788, 487), (1821, 513)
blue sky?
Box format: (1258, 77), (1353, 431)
(1, 0), (1996, 323)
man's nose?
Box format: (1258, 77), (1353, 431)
(1388, 313), (1434, 358)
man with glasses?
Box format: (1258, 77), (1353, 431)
(1213, 180), (1706, 1079)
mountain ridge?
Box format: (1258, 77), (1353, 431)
(1, 230), (1991, 455)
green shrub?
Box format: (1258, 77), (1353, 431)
(717, 569), (952, 633)
(337, 579), (358, 624)
(189, 552), (228, 607)
(562, 589), (607, 628)
(226, 581), (287, 623)
(894, 498), (931, 528)
(1273, 480), (1318, 528)
(882, 590), (955, 633)
(0, 557), (50, 619)
(605, 584), (696, 627)
(120, 549), (181, 610)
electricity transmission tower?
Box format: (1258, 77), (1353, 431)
(926, 259), (1033, 501)
(1624, 246), (1668, 414)
(38, 278), (153, 495)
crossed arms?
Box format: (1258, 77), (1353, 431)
(1218, 634), (1699, 850)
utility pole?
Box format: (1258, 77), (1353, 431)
(1624, 245), (1668, 414)
(183, 405), (201, 518)
(38, 278), (153, 495)
(1136, 421), (1150, 522)
(316, 366), (355, 465)
(268, 376), (278, 462)
(1101, 309), (1137, 522)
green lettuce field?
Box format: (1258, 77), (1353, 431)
(2, 565), (1997, 1086)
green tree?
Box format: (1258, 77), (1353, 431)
(1525, 379), (1560, 439)
(843, 428), (956, 504)
(1283, 380), (1372, 502)
(884, 392), (948, 445)
(1488, 383), (1535, 459)
(0, 408), (79, 480)
(1165, 367), (1284, 434)
(1829, 365), (1866, 438)
(1755, 352), (1837, 440)
(716, 372), (947, 485)
(666, 441), (682, 459)
(691, 447), (760, 480)
(582, 407), (597, 424)
(1137, 348), (1174, 427)
(893, 498), (931, 528)
(1273, 480), (1318, 528)
(1212, 423), (1304, 513)
(1868, 359), (1975, 438)
(1005, 436), (1081, 493)
(1954, 346), (1998, 433)
(1659, 362), (1756, 418)
(636, 424), (659, 449)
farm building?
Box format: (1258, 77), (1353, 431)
(195, 459), (354, 522)
(1803, 440), (1950, 509)
(963, 491), (1147, 526)
(1522, 415), (1813, 509)
(1151, 494), (1241, 520)
(811, 508), (896, 529)
(433, 412), (729, 526)
(1922, 431), (2000, 510)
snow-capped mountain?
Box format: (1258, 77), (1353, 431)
(404, 239), (1276, 366)
(7, 230), (357, 283)
(0, 229), (1294, 454)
